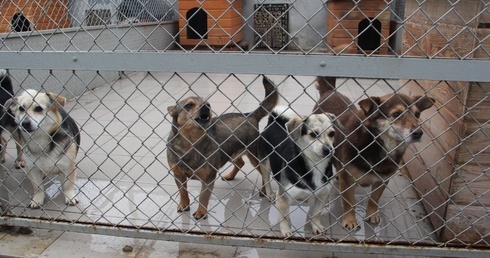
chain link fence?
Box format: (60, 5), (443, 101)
(0, 0), (489, 257)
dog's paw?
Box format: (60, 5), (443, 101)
(28, 200), (43, 209)
(0, 157), (5, 164)
(365, 213), (381, 224)
(192, 210), (208, 220)
(15, 159), (26, 168)
(177, 204), (190, 213)
(342, 219), (360, 231)
(311, 223), (326, 235)
(280, 229), (293, 238)
(265, 192), (276, 202)
(65, 196), (79, 206)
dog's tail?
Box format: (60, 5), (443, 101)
(250, 75), (279, 120)
(316, 76), (337, 94)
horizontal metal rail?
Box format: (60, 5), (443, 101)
(1, 52), (489, 82)
(1, 217), (488, 258)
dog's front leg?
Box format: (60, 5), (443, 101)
(365, 181), (386, 224)
(63, 163), (79, 206)
(27, 168), (45, 209)
(221, 157), (244, 181)
(259, 159), (274, 201)
(173, 171), (190, 213)
(276, 190), (292, 237)
(12, 132), (25, 168)
(193, 178), (215, 220)
(339, 170), (359, 230)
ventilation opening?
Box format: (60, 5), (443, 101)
(358, 18), (381, 51)
(187, 8), (208, 39)
(254, 4), (289, 49)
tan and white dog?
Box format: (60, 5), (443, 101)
(6, 89), (81, 208)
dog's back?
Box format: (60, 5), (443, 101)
(205, 76), (278, 166)
(313, 76), (358, 118)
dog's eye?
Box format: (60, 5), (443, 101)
(392, 112), (402, 119)
(183, 103), (194, 110)
(309, 131), (318, 138)
(18, 106), (25, 112)
(328, 131), (335, 138)
(34, 106), (44, 113)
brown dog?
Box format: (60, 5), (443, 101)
(167, 76), (279, 219)
(313, 76), (434, 230)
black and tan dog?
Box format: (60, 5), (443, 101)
(167, 76), (279, 220)
(313, 76), (434, 230)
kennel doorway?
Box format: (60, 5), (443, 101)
(186, 8), (208, 39)
(358, 18), (382, 51)
(326, 0), (390, 54)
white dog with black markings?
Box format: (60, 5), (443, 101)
(259, 106), (337, 237)
(6, 89), (81, 208)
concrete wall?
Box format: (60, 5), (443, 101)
(0, 21), (178, 97)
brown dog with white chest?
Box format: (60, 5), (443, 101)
(167, 76), (278, 220)
(313, 76), (434, 230)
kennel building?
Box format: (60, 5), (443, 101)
(326, 0), (391, 54)
(178, 0), (244, 47)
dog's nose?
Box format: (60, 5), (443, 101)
(21, 120), (31, 129)
(411, 128), (423, 140)
(200, 103), (211, 112)
(322, 146), (332, 156)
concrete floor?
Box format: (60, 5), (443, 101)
(0, 73), (436, 257)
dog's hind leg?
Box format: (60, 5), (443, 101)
(221, 157), (244, 181)
(365, 181), (386, 224)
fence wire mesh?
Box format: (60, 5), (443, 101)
(0, 0), (489, 257)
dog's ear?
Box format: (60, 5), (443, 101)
(167, 105), (177, 117)
(47, 93), (66, 107)
(413, 95), (435, 112)
(358, 97), (380, 115)
(3, 97), (17, 112)
(286, 116), (304, 141)
(324, 112), (343, 130)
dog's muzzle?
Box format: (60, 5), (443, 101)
(20, 120), (36, 133)
(195, 104), (211, 123)
(321, 146), (333, 157)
